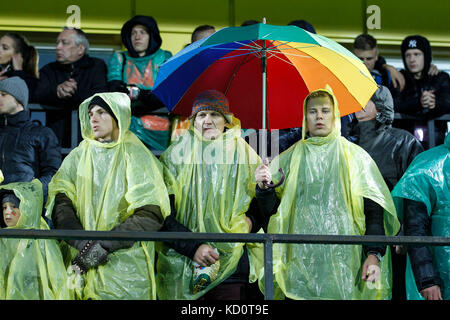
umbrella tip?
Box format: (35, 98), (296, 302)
(262, 17), (266, 24)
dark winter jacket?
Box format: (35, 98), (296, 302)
(403, 198), (442, 291)
(392, 71), (450, 119)
(0, 109), (61, 202)
(348, 120), (424, 190)
(32, 54), (108, 109)
(51, 192), (164, 253)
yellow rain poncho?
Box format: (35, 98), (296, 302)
(0, 179), (72, 300)
(156, 117), (262, 299)
(260, 88), (400, 300)
(45, 92), (170, 300)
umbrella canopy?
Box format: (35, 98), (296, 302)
(153, 23), (378, 129)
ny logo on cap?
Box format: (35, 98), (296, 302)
(408, 40), (417, 48)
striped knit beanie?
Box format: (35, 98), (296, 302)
(190, 90), (232, 123)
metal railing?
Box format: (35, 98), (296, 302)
(0, 229), (449, 300)
(394, 113), (450, 149)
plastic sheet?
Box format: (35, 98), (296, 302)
(259, 88), (400, 300)
(0, 179), (72, 299)
(45, 92), (170, 300)
(392, 133), (449, 300)
(156, 117), (262, 299)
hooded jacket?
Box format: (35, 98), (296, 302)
(156, 116), (263, 300)
(107, 15), (172, 99)
(392, 133), (449, 300)
(45, 92), (171, 300)
(392, 35), (450, 119)
(348, 86), (424, 190)
(255, 88), (400, 300)
(0, 179), (71, 300)
(0, 109), (61, 202)
(107, 16), (172, 151)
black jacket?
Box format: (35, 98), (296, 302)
(52, 193), (165, 253)
(32, 54), (108, 109)
(0, 109), (61, 202)
(403, 199), (441, 291)
(392, 71), (450, 119)
(348, 120), (424, 191)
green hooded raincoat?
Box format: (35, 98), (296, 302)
(392, 133), (449, 300)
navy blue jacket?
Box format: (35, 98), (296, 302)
(0, 109), (61, 202)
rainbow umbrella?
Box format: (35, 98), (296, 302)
(153, 23), (377, 130)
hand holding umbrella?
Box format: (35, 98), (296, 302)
(255, 158), (285, 189)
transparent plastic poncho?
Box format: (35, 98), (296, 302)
(0, 179), (72, 299)
(258, 89), (400, 300)
(392, 133), (449, 300)
(156, 117), (263, 299)
(45, 92), (170, 300)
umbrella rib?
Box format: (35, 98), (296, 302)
(266, 52), (296, 66)
(224, 53), (257, 96)
(217, 50), (262, 60)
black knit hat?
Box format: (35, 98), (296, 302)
(88, 96), (118, 124)
(2, 192), (20, 208)
(401, 35), (432, 77)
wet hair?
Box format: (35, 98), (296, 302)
(3, 33), (39, 78)
(191, 25), (215, 43)
(305, 91), (334, 108)
(353, 34), (377, 51)
(62, 27), (90, 54)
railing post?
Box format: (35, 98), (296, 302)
(71, 109), (79, 149)
(264, 235), (274, 300)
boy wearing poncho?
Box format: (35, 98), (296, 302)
(255, 88), (400, 300)
(392, 133), (449, 300)
(0, 179), (71, 299)
(45, 92), (170, 300)
(157, 90), (263, 300)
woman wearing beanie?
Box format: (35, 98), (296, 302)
(157, 89), (264, 300)
(0, 33), (39, 99)
(0, 179), (72, 300)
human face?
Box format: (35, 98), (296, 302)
(131, 25), (150, 57)
(305, 96), (335, 137)
(3, 202), (20, 227)
(354, 48), (378, 72)
(404, 49), (425, 77)
(355, 100), (377, 122)
(56, 29), (85, 64)
(0, 91), (23, 115)
(194, 110), (226, 140)
(0, 36), (15, 66)
(88, 105), (119, 142)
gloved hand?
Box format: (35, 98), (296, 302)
(72, 240), (109, 274)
